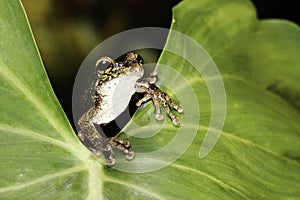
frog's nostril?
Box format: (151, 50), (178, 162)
(136, 54), (144, 65)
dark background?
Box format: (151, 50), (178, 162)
(22, 0), (299, 127)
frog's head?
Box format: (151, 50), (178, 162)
(95, 52), (144, 82)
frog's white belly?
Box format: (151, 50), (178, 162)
(92, 70), (143, 124)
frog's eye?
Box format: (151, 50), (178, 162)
(96, 56), (116, 72)
(136, 54), (144, 65)
(96, 57), (115, 68)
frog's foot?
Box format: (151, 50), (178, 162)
(102, 144), (116, 167)
(109, 137), (135, 160)
(136, 84), (183, 126)
(89, 146), (116, 167)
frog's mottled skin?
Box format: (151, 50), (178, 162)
(78, 52), (183, 167)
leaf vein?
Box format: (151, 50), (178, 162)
(170, 163), (250, 199)
(199, 126), (300, 165)
(0, 60), (72, 142)
(0, 125), (70, 149)
(0, 59), (86, 160)
(0, 165), (85, 193)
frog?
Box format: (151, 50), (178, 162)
(78, 52), (183, 167)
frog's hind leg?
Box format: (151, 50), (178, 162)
(78, 109), (116, 167)
(109, 137), (135, 160)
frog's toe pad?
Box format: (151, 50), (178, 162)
(176, 105), (184, 113)
(106, 157), (116, 167)
(125, 150), (135, 160)
(156, 113), (164, 121)
(172, 117), (181, 126)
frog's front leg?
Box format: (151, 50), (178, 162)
(135, 81), (183, 126)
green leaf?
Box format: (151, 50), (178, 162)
(0, 1), (102, 199)
(104, 0), (300, 199)
(0, 0), (299, 200)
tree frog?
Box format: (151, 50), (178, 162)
(78, 52), (183, 167)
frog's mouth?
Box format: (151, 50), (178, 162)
(129, 65), (144, 76)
